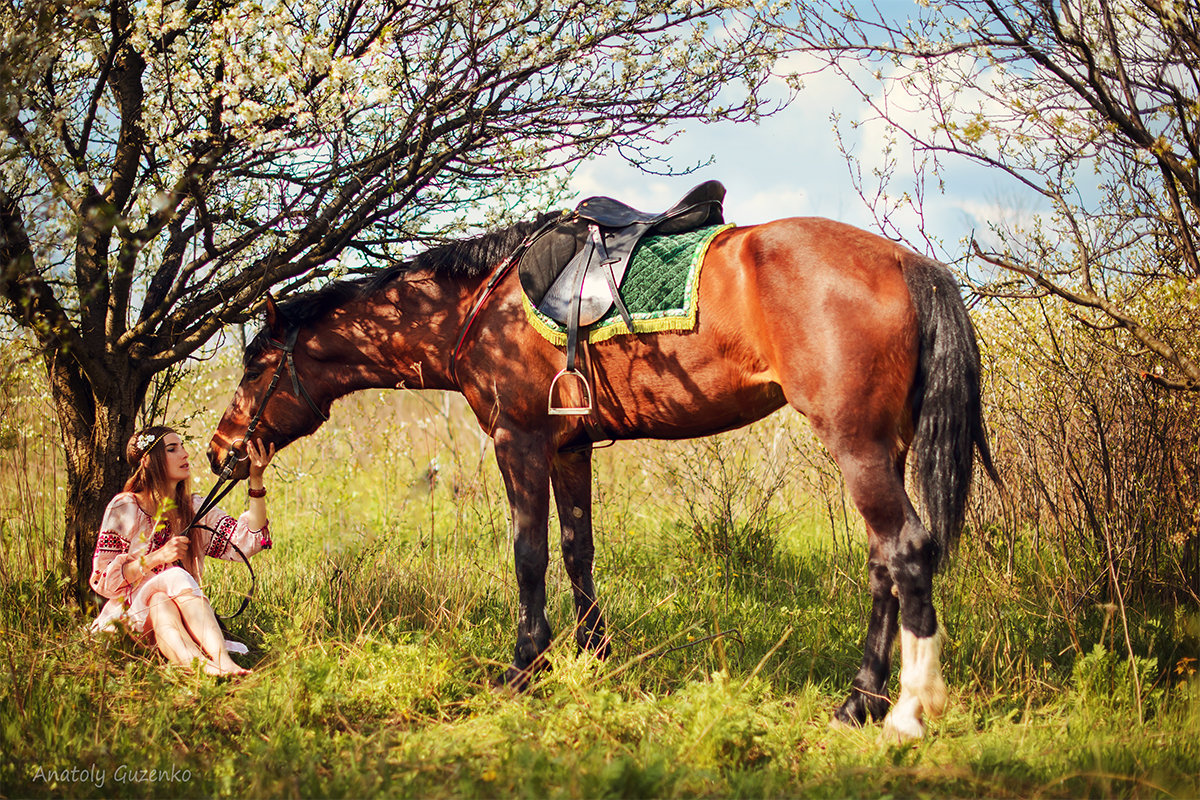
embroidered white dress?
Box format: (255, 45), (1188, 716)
(89, 492), (271, 638)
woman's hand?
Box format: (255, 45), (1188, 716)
(148, 535), (189, 569)
(245, 439), (276, 480)
(244, 439), (274, 532)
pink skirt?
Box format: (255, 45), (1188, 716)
(90, 567), (207, 638)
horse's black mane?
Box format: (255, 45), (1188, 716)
(364, 211), (561, 294)
(244, 212), (560, 362)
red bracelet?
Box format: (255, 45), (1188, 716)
(248, 486), (267, 498)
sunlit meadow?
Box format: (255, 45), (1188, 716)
(1, 344), (1198, 799)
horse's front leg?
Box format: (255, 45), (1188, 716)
(494, 429), (553, 688)
(551, 446), (609, 657)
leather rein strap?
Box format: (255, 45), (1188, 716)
(449, 217), (566, 386)
(449, 255), (519, 387)
(192, 325), (327, 620)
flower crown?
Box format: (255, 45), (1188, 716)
(135, 431), (164, 455)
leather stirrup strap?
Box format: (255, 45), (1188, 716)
(593, 226), (635, 332)
(565, 235), (593, 372)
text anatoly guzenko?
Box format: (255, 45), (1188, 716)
(31, 763), (192, 788)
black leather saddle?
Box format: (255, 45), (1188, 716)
(516, 180), (726, 415)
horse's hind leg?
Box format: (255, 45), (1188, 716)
(880, 506), (948, 742)
(833, 535), (900, 726)
(826, 441), (947, 740)
(551, 446), (609, 656)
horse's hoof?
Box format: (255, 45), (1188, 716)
(832, 703), (867, 728)
(497, 651), (554, 691)
(496, 665), (533, 691)
(833, 690), (885, 728)
(576, 632), (611, 659)
(880, 693), (926, 742)
(828, 716), (860, 731)
(880, 713), (925, 743)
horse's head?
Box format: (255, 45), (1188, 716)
(208, 296), (333, 479)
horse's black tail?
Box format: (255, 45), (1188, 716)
(901, 255), (999, 569)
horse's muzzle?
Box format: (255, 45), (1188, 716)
(206, 440), (226, 476)
(206, 438), (248, 479)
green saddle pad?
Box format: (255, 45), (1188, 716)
(523, 223), (732, 345)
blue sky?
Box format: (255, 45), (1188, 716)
(566, 53), (1038, 266)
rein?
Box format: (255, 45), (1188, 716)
(448, 255), (519, 387)
(190, 325), (327, 620)
(449, 217), (565, 386)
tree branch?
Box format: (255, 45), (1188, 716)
(973, 241), (1200, 387)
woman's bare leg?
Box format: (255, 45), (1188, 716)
(145, 591), (221, 674)
(173, 590), (249, 675)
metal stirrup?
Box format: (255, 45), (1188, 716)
(548, 367), (594, 416)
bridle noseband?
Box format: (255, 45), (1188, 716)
(192, 324), (328, 620)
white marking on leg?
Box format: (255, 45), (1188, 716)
(881, 625), (947, 742)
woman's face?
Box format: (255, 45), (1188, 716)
(160, 433), (191, 485)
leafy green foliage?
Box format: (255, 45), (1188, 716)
(798, 0), (1200, 389)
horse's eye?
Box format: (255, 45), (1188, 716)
(245, 369), (263, 382)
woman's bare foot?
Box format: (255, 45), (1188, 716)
(215, 658), (251, 676)
(199, 658), (228, 677)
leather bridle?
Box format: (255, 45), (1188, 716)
(248, 326), (330, 434)
(449, 216), (567, 386)
(192, 325), (328, 619)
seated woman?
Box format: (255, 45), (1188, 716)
(89, 425), (275, 676)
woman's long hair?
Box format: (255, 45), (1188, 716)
(124, 425), (203, 579)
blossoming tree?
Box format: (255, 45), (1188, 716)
(0, 0), (794, 598)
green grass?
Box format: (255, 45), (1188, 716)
(2, 385), (1199, 798)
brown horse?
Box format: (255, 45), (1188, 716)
(210, 213), (996, 741)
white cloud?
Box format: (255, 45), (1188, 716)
(565, 47), (1041, 259)
(567, 61), (878, 227)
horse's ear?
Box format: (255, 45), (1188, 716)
(264, 294), (281, 333)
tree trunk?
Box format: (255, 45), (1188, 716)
(47, 349), (149, 606)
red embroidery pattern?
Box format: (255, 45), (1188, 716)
(96, 532), (127, 553)
(206, 515), (237, 558)
(150, 527), (171, 551)
(147, 525), (177, 572)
